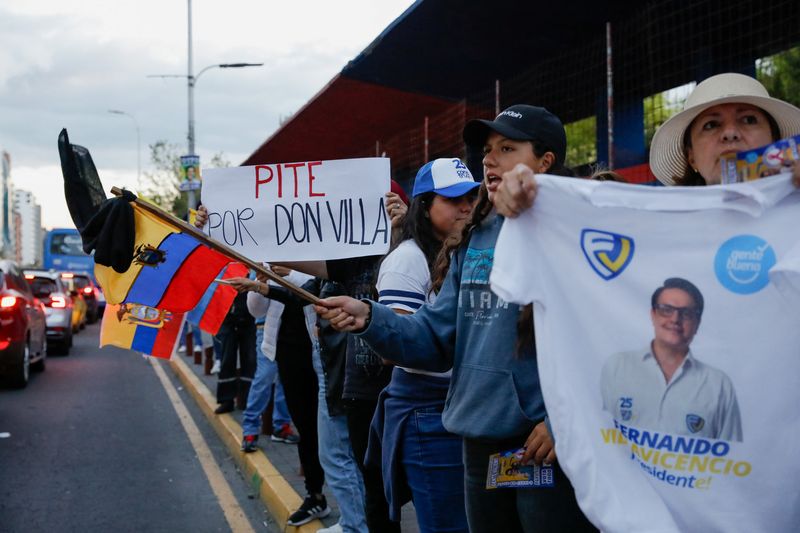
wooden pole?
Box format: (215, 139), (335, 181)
(109, 187), (320, 304)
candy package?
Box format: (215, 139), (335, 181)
(720, 135), (799, 184)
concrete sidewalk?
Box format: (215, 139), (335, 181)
(169, 352), (420, 532)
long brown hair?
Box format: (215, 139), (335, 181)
(431, 140), (571, 355)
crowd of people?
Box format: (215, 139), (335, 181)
(193, 72), (800, 533)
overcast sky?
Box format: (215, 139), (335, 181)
(0, 0), (415, 229)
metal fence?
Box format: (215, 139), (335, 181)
(361, 0), (800, 185)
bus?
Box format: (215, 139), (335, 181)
(42, 228), (95, 274)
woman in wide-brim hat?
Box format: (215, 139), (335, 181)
(649, 72), (800, 186)
(492, 73), (800, 216)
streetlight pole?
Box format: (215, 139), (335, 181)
(187, 62), (264, 157)
(108, 109), (141, 182)
(148, 0), (262, 208)
(185, 62), (263, 208)
(187, 0), (195, 155)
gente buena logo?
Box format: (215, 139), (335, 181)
(714, 235), (776, 295)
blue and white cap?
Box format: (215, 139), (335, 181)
(411, 158), (480, 198)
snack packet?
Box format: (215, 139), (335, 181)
(720, 135), (799, 184)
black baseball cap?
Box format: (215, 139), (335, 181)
(463, 105), (567, 164)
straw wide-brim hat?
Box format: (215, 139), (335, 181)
(649, 73), (800, 185)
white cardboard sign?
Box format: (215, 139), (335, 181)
(201, 158), (391, 262)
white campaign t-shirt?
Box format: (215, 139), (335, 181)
(377, 239), (451, 377)
(491, 174), (800, 533)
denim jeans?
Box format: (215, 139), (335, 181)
(312, 343), (368, 533)
(462, 436), (596, 533)
(179, 323), (203, 349)
(402, 407), (467, 533)
(241, 326), (291, 436)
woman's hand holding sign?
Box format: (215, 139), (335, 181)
(385, 191), (407, 228)
(195, 205), (209, 228)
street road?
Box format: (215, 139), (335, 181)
(0, 323), (277, 533)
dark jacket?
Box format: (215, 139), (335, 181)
(318, 280), (348, 416)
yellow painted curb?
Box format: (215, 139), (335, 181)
(169, 356), (324, 533)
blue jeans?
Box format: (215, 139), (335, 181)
(462, 436), (595, 533)
(180, 323), (203, 349)
(402, 407), (467, 533)
(312, 342), (368, 533)
(241, 326), (291, 437)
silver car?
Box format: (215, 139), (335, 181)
(24, 270), (73, 356)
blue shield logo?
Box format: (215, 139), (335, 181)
(581, 229), (635, 281)
(686, 414), (705, 433)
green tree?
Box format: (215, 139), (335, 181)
(564, 116), (597, 167)
(758, 46), (800, 109)
(643, 90), (686, 148)
(138, 141), (230, 218)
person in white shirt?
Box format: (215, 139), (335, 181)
(600, 277), (742, 442)
(367, 157), (478, 533)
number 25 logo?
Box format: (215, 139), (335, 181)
(619, 397), (632, 409)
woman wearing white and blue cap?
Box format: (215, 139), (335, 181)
(317, 105), (594, 532)
(365, 157), (479, 533)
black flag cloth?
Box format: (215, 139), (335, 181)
(58, 128), (136, 272)
(58, 128), (107, 234)
(81, 189), (136, 273)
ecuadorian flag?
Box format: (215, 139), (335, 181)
(187, 263), (249, 336)
(100, 303), (185, 359)
(95, 203), (235, 313)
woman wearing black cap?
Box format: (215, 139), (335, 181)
(316, 105), (594, 533)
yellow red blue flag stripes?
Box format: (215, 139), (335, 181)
(100, 303), (184, 359)
(95, 202), (235, 313)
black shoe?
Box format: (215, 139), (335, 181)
(214, 401), (234, 414)
(241, 435), (258, 453)
(286, 494), (331, 526)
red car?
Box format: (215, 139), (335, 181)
(0, 260), (47, 388)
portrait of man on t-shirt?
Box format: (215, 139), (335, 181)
(601, 277), (743, 442)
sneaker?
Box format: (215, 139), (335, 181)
(193, 345), (203, 355)
(210, 360), (221, 374)
(177, 345), (187, 354)
(287, 494), (330, 526)
(214, 401), (234, 414)
(271, 423), (300, 444)
(317, 523), (343, 533)
(241, 434), (258, 453)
